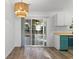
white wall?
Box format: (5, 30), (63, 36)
(47, 16), (56, 47)
(5, 0), (21, 58)
(14, 18), (21, 47)
(26, 12), (51, 19)
(5, 0), (15, 57)
(63, 0), (73, 16)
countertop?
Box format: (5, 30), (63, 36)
(54, 32), (73, 35)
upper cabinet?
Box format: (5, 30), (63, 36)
(54, 12), (72, 26)
(64, 13), (72, 26)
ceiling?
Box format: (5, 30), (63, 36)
(28, 0), (73, 12)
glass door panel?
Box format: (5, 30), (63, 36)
(24, 19), (32, 45)
(32, 19), (44, 45)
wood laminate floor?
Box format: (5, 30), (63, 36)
(6, 47), (72, 59)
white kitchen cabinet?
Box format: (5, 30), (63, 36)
(56, 12), (65, 26)
(65, 14), (72, 26)
(54, 35), (60, 50)
(55, 12), (72, 26)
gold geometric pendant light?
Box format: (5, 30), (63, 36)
(14, 2), (29, 18)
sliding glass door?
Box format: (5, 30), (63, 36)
(23, 19), (47, 46)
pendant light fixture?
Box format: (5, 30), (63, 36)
(14, 0), (29, 18)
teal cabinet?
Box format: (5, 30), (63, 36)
(60, 35), (68, 50)
(68, 36), (73, 48)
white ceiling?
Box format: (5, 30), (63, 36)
(28, 0), (72, 12)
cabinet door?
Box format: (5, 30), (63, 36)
(56, 12), (72, 26)
(65, 14), (72, 26)
(68, 36), (73, 48)
(56, 13), (65, 26)
(54, 35), (60, 50)
(60, 35), (68, 50)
